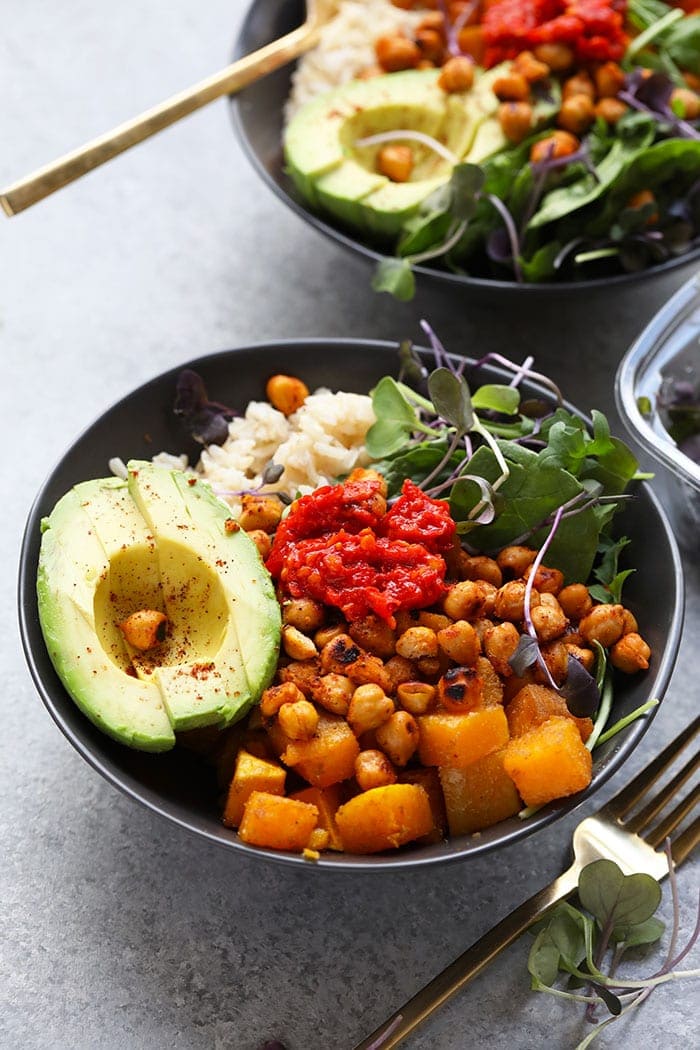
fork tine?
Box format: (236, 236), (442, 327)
(623, 748), (700, 834)
(604, 715), (700, 821)
(670, 813), (700, 867)
(645, 781), (700, 849)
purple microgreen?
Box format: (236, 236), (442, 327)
(355, 129), (459, 164)
(174, 368), (238, 446)
(471, 352), (564, 405)
(485, 193), (523, 282)
(554, 237), (588, 269)
(397, 339), (426, 386)
(522, 505), (563, 690)
(428, 367), (474, 433)
(509, 634), (540, 677)
(420, 319), (451, 373)
(559, 655), (601, 719)
(261, 461), (285, 486)
(439, 0), (479, 57)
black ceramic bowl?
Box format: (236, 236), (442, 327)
(19, 340), (684, 869)
(231, 0), (700, 299)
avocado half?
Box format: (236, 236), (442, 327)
(37, 463), (281, 752)
(284, 67), (507, 238)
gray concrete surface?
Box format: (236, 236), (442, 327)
(1, 3), (698, 1049)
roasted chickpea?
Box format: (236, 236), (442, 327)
(396, 681), (437, 715)
(537, 640), (569, 685)
(594, 97), (628, 124)
(375, 710), (419, 766)
(594, 61), (626, 98)
(562, 72), (596, 101)
(558, 583), (593, 621)
(375, 34), (421, 72)
(437, 619), (481, 666)
(456, 25), (485, 64)
(437, 666), (484, 712)
(557, 94), (596, 135)
(443, 579), (496, 620)
(417, 12), (446, 34)
(416, 656), (442, 680)
(524, 563), (564, 595)
(498, 101), (534, 144)
(530, 130), (580, 164)
(396, 626), (439, 660)
(310, 673), (354, 716)
(265, 374), (309, 416)
(531, 600), (568, 642)
(459, 555), (503, 588)
(345, 467), (389, 498)
(314, 623), (345, 649)
(684, 71), (700, 93)
(493, 71), (530, 102)
(282, 624), (318, 661)
(610, 632), (651, 673)
(260, 681), (305, 718)
(579, 604), (626, 647)
(278, 699), (319, 740)
(621, 608), (638, 635)
(355, 749), (397, 791)
(349, 614), (396, 659)
(496, 546), (537, 578)
(512, 50), (550, 82)
(493, 580), (540, 622)
(118, 609), (168, 651)
(247, 529), (271, 559)
(283, 598), (325, 633)
(279, 658), (321, 697)
(348, 683), (395, 736)
(377, 143), (414, 183)
(438, 56), (475, 93)
(483, 621), (521, 677)
(239, 494), (283, 533)
(533, 42), (574, 72)
(565, 643), (595, 673)
(415, 27), (444, 63)
(383, 654), (418, 693)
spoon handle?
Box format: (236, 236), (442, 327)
(1, 20), (316, 216)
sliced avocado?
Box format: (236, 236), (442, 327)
(284, 67), (507, 239)
(37, 465), (282, 750)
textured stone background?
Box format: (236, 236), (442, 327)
(1, 3), (697, 1048)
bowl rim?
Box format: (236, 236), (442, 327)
(616, 271), (700, 491)
(18, 338), (686, 871)
(229, 0), (700, 296)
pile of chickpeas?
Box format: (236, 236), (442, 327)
(235, 475), (651, 793)
(364, 2), (700, 178)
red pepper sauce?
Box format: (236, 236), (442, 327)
(266, 478), (456, 625)
(482, 0), (628, 67)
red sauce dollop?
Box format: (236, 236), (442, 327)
(483, 0), (628, 66)
(266, 478), (456, 624)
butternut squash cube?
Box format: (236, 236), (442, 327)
(222, 749), (286, 828)
(238, 791), (319, 851)
(398, 767), (447, 842)
(290, 785), (344, 850)
(503, 716), (592, 808)
(281, 712), (360, 787)
(439, 748), (521, 835)
(506, 683), (593, 742)
(335, 783), (434, 854)
(417, 707), (509, 767)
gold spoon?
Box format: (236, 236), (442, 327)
(1, 0), (337, 217)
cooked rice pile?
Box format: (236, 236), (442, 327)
(155, 390), (376, 512)
(285, 0), (423, 121)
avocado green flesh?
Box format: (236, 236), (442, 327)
(284, 67), (507, 238)
(37, 465), (281, 751)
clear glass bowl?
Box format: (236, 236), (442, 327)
(616, 272), (700, 550)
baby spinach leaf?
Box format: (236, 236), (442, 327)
(366, 376), (421, 457)
(428, 368), (474, 432)
(578, 860), (662, 932)
(449, 163), (486, 221)
(371, 257), (415, 301)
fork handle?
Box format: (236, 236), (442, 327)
(0, 20), (318, 216)
(353, 864), (580, 1050)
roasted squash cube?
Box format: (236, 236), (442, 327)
(439, 748), (521, 835)
(506, 683), (593, 742)
(417, 707), (509, 767)
(290, 785), (343, 850)
(503, 716), (592, 808)
(282, 712), (360, 787)
(238, 791), (319, 851)
(335, 783), (434, 854)
(222, 749), (286, 828)
(398, 767), (447, 842)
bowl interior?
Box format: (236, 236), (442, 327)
(231, 0), (700, 297)
(19, 340), (684, 869)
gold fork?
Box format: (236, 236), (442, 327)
(0, 0), (337, 216)
(355, 716), (700, 1050)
